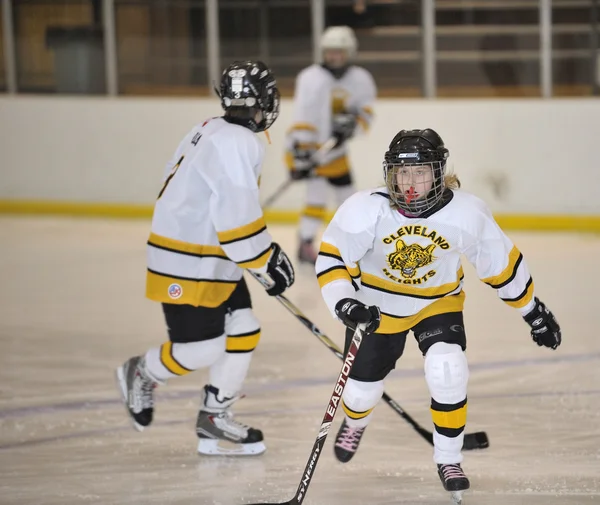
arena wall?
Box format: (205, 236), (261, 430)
(1, 96), (598, 231)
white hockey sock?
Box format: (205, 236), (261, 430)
(299, 214), (324, 242)
(209, 308), (260, 398)
(145, 335), (226, 382)
(333, 184), (355, 207)
(299, 178), (329, 241)
(341, 378), (384, 428)
(424, 342), (469, 465)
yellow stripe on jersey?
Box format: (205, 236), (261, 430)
(148, 232), (227, 258)
(317, 265), (352, 288)
(356, 115), (369, 132)
(377, 292), (466, 334)
(226, 330), (261, 353)
(361, 267), (464, 299)
(303, 205), (327, 220)
(481, 246), (522, 288)
(160, 342), (192, 376)
(285, 152), (294, 170)
(342, 400), (374, 420)
(347, 263), (361, 279)
(319, 241), (343, 259)
(237, 246), (272, 269)
(217, 216), (267, 245)
(146, 269), (238, 308)
(318, 241), (360, 278)
(502, 277), (535, 308)
(287, 122), (318, 133)
(315, 156), (350, 179)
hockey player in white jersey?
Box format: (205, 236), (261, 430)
(315, 129), (561, 502)
(116, 60), (295, 456)
(285, 26), (377, 264)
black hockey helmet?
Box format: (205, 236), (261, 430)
(383, 128), (450, 215)
(218, 60), (280, 133)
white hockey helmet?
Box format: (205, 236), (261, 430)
(320, 26), (358, 59)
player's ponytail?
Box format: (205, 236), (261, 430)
(444, 173), (461, 189)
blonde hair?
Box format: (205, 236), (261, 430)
(444, 173), (461, 189)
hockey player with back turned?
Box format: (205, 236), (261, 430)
(286, 25), (377, 264)
(116, 60), (295, 457)
(315, 128), (561, 503)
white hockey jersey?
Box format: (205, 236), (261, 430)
(146, 117), (272, 308)
(316, 188), (536, 334)
(285, 64), (376, 178)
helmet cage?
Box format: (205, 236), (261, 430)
(383, 156), (447, 216)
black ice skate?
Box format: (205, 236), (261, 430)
(297, 239), (318, 264)
(437, 463), (470, 504)
(116, 356), (158, 432)
(334, 419), (366, 463)
(196, 385), (266, 456)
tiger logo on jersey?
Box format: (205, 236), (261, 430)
(331, 88), (349, 114)
(387, 239), (436, 279)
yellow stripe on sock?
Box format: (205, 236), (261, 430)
(160, 342), (192, 376)
(342, 400), (374, 420)
(430, 404), (468, 429)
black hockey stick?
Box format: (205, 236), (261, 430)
(250, 272), (489, 451)
(247, 323), (367, 505)
(262, 179), (294, 208)
(261, 138), (337, 210)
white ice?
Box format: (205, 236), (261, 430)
(0, 217), (599, 505)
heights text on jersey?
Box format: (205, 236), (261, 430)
(316, 188), (536, 334)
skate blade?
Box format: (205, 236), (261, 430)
(115, 367), (145, 433)
(197, 438), (266, 456)
(450, 490), (464, 504)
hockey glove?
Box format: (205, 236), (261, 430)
(523, 297), (561, 350)
(335, 298), (381, 334)
(332, 113), (358, 148)
(290, 143), (317, 181)
(264, 242), (295, 296)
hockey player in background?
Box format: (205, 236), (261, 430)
(116, 61), (295, 456)
(315, 128), (561, 501)
(285, 25), (377, 264)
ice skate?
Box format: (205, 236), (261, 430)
(297, 239), (318, 264)
(437, 463), (470, 504)
(116, 356), (158, 432)
(196, 385), (266, 456)
(333, 419), (366, 463)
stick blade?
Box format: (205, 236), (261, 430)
(248, 496), (298, 505)
(246, 500), (295, 505)
(462, 431), (489, 450)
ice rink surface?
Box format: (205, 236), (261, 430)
(0, 216), (599, 505)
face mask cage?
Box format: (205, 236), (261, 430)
(383, 159), (447, 215)
(259, 87), (280, 132)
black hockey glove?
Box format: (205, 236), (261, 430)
(290, 143), (317, 181)
(523, 297), (561, 350)
(264, 242), (295, 296)
(332, 113), (358, 148)
(335, 298), (381, 334)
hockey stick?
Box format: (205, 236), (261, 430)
(247, 323), (367, 505)
(250, 272), (489, 451)
(262, 178), (294, 209)
(261, 137), (337, 210)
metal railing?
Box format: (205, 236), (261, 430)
(1, 0), (598, 97)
